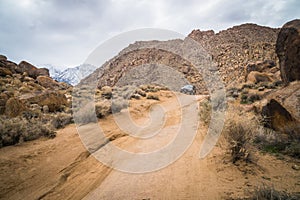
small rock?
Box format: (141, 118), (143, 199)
(42, 105), (49, 113)
(136, 89), (146, 97)
(147, 94), (159, 100)
(131, 93), (141, 100)
(232, 91), (239, 98)
(23, 76), (34, 82)
(292, 164), (300, 170)
(30, 104), (41, 112)
(258, 87), (265, 91)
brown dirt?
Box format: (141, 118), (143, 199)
(0, 91), (299, 200)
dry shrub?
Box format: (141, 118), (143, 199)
(140, 84), (160, 93)
(73, 102), (98, 124)
(111, 98), (128, 113)
(101, 86), (112, 99)
(254, 127), (300, 158)
(223, 114), (258, 163)
(249, 184), (299, 200)
(112, 86), (136, 99)
(0, 116), (55, 147)
(95, 100), (112, 118)
(5, 97), (26, 117)
(199, 98), (211, 125)
(51, 113), (73, 129)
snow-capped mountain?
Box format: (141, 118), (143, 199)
(56, 64), (96, 85)
(39, 64), (96, 85)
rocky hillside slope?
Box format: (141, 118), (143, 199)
(81, 23), (280, 93)
(189, 23), (280, 86)
(0, 56), (73, 147)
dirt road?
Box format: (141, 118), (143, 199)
(0, 91), (299, 200)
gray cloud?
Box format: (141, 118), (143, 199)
(0, 0), (299, 68)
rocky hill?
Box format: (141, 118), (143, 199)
(81, 23), (280, 93)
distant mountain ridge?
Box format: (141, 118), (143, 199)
(39, 64), (96, 85)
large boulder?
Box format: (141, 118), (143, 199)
(245, 60), (276, 74)
(246, 71), (273, 83)
(36, 68), (50, 77)
(0, 67), (12, 77)
(18, 61), (37, 77)
(262, 99), (296, 132)
(0, 55), (7, 61)
(276, 19), (300, 84)
(36, 76), (60, 89)
(18, 61), (50, 78)
(0, 60), (18, 74)
(244, 60), (277, 80)
(261, 81), (300, 135)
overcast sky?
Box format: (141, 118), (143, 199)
(0, 0), (299, 69)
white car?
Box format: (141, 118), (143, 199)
(180, 85), (195, 95)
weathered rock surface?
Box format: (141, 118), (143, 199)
(18, 61), (50, 79)
(36, 76), (60, 89)
(276, 19), (300, 84)
(261, 81), (300, 134)
(189, 23), (280, 86)
(0, 67), (12, 77)
(247, 71), (273, 84)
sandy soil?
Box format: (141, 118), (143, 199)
(0, 91), (299, 200)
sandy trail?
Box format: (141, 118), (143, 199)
(0, 91), (299, 200)
(83, 93), (218, 199)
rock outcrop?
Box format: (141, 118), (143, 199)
(261, 81), (300, 134)
(246, 71), (273, 84)
(276, 19), (300, 84)
(260, 19), (300, 135)
(18, 61), (50, 78)
(0, 67), (12, 77)
(36, 76), (60, 89)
